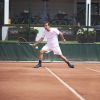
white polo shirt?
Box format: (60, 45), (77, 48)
(41, 28), (60, 47)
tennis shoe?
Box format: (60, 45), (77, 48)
(34, 63), (42, 68)
(68, 64), (74, 68)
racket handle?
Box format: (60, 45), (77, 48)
(33, 42), (38, 47)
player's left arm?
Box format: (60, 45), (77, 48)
(59, 32), (66, 42)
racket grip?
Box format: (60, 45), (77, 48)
(33, 42), (38, 47)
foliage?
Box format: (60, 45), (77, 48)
(30, 27), (39, 34)
(7, 24), (97, 42)
(8, 25), (39, 41)
(76, 27), (96, 43)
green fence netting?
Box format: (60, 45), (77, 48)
(0, 42), (100, 61)
(60, 43), (100, 61)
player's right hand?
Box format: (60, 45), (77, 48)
(32, 43), (37, 47)
(32, 42), (39, 47)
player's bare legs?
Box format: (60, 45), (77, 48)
(56, 55), (74, 68)
(34, 50), (47, 68)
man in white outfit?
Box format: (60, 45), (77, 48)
(34, 22), (74, 68)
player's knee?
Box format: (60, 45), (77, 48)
(39, 51), (43, 54)
(40, 50), (45, 54)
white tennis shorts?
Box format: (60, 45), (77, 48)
(42, 44), (62, 55)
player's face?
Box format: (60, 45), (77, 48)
(44, 23), (50, 31)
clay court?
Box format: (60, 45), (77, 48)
(0, 62), (100, 100)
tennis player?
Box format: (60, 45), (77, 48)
(34, 22), (74, 68)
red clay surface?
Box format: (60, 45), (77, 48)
(0, 62), (100, 100)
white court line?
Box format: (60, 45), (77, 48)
(87, 68), (100, 73)
(45, 67), (85, 100)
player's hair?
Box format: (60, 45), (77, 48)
(43, 21), (50, 26)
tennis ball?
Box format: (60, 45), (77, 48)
(35, 46), (38, 49)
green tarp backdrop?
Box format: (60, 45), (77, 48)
(0, 42), (100, 61)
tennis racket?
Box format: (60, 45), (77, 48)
(17, 37), (37, 46)
(17, 37), (39, 58)
(17, 37), (31, 44)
